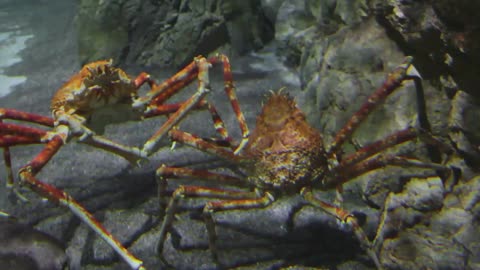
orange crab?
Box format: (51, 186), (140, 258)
(0, 55), (247, 269)
(155, 57), (452, 269)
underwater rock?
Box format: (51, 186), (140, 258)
(433, 0), (480, 25)
(376, 173), (480, 269)
(378, 0), (480, 100)
(76, 0), (130, 65)
(91, 209), (151, 263)
(381, 226), (467, 270)
(76, 0), (274, 67)
(0, 216), (67, 270)
(448, 90), (480, 167)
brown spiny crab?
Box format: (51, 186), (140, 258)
(1, 54), (246, 269)
(156, 57), (451, 269)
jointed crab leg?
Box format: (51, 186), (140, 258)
(138, 54), (249, 155)
(208, 54), (249, 154)
(0, 108), (53, 185)
(156, 165), (247, 216)
(17, 134), (145, 270)
(144, 99), (235, 148)
(0, 122), (48, 139)
(142, 57), (212, 155)
(2, 144), (12, 187)
(301, 187), (382, 270)
(1, 122), (49, 187)
(0, 135), (43, 146)
(156, 166), (245, 185)
(156, 182), (272, 263)
(81, 135), (146, 165)
(203, 189), (273, 263)
(143, 100), (208, 118)
(334, 126), (454, 174)
(168, 129), (242, 163)
(329, 155), (449, 188)
(156, 127), (247, 219)
(0, 108), (55, 127)
(1, 122), (147, 189)
(133, 60), (203, 111)
(336, 127), (418, 169)
(202, 100), (235, 147)
(0, 120), (146, 268)
(327, 57), (420, 157)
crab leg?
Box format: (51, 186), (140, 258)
(80, 135), (146, 165)
(202, 191), (273, 263)
(2, 143), (13, 188)
(143, 100), (208, 118)
(0, 108), (54, 127)
(327, 57), (420, 157)
(324, 155), (450, 189)
(0, 104), (147, 166)
(156, 165), (247, 216)
(142, 56), (212, 155)
(1, 121), (145, 172)
(334, 127), (454, 175)
(0, 107), (52, 187)
(133, 71), (156, 90)
(207, 54), (249, 154)
(0, 122), (48, 138)
(0, 122), (49, 187)
(17, 133), (145, 270)
(301, 187), (382, 270)
(133, 60), (202, 111)
(0, 134), (44, 145)
(1, 134), (44, 189)
(156, 183), (272, 264)
(333, 127), (418, 173)
(145, 99), (235, 148)
(168, 129), (242, 163)
(202, 99), (235, 147)
(138, 54), (249, 155)
(0, 130), (146, 268)
(156, 166), (245, 186)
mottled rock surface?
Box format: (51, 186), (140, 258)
(377, 0), (480, 100)
(0, 215), (67, 270)
(77, 0), (274, 68)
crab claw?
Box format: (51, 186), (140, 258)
(401, 56), (422, 80)
(406, 64), (421, 80)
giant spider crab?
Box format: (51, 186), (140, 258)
(155, 57), (452, 269)
(0, 55), (247, 269)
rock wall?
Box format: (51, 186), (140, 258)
(77, 0), (480, 102)
(77, 0), (273, 67)
(268, 1), (480, 269)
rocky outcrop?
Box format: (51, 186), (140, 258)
(0, 216), (67, 270)
(77, 0), (273, 67)
(270, 1), (480, 269)
(379, 0), (480, 100)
